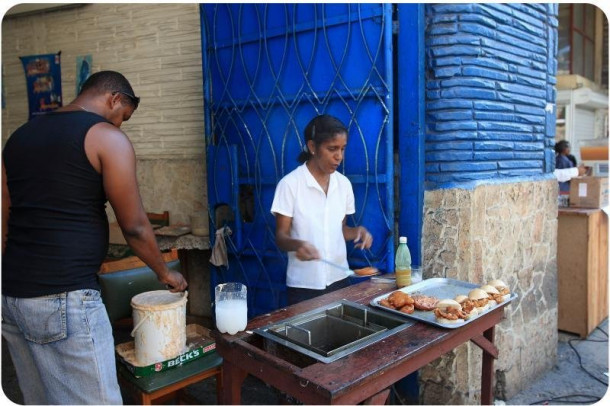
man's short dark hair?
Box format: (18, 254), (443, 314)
(79, 70), (139, 109)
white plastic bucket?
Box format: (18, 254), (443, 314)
(130, 290), (188, 365)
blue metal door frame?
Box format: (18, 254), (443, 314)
(396, 4), (425, 267)
(200, 3), (424, 317)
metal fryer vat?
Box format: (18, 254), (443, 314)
(254, 300), (413, 363)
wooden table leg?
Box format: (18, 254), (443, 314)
(480, 326), (496, 405)
(362, 388), (391, 405)
(220, 359), (248, 404)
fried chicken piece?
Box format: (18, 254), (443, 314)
(379, 298), (393, 309)
(388, 291), (413, 308)
(399, 303), (415, 314)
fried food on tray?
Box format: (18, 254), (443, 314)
(399, 303), (415, 314)
(411, 294), (439, 311)
(468, 288), (491, 312)
(379, 298), (392, 308)
(481, 284), (505, 304)
(454, 294), (479, 319)
(488, 279), (510, 301)
(388, 291), (413, 308)
(434, 299), (466, 325)
(354, 266), (379, 276)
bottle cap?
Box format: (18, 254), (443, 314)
(399, 236), (407, 244)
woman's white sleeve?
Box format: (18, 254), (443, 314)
(270, 179), (294, 217)
(554, 167), (578, 182)
(346, 181), (356, 215)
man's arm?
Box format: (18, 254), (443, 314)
(2, 162), (11, 254)
(86, 123), (187, 291)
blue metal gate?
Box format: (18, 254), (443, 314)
(201, 3), (401, 317)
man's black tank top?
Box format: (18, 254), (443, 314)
(2, 111), (110, 297)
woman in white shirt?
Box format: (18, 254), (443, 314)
(271, 115), (373, 305)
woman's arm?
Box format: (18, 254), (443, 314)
(342, 217), (373, 249)
(275, 213), (320, 260)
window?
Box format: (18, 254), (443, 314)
(557, 4), (597, 81)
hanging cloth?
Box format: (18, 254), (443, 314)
(210, 226), (232, 268)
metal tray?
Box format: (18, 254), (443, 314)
(369, 278), (517, 329)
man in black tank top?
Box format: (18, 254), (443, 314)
(2, 70), (187, 405)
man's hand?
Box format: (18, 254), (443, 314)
(159, 269), (188, 292)
(353, 226), (373, 250)
(295, 241), (320, 261)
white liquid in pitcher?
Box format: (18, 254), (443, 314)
(215, 299), (247, 335)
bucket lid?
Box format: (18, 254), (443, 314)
(131, 290), (187, 311)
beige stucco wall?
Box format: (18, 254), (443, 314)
(2, 3), (207, 231)
(420, 179), (559, 403)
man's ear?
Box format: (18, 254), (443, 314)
(107, 92), (121, 109)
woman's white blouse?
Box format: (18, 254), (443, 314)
(271, 163), (355, 289)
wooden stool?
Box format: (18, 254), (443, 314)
(116, 352), (222, 404)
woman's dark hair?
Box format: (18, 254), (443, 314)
(554, 140), (570, 155)
(297, 114), (348, 163)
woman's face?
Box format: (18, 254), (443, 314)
(309, 132), (347, 174)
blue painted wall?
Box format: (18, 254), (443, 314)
(424, 3), (558, 189)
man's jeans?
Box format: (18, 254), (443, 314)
(2, 290), (122, 405)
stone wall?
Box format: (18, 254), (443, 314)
(105, 156), (208, 235)
(424, 3), (557, 187)
(419, 178), (558, 403)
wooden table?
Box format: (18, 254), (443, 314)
(213, 281), (506, 405)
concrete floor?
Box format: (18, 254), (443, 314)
(2, 319), (608, 405)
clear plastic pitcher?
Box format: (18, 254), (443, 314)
(215, 283), (247, 335)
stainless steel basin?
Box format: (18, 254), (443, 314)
(255, 300), (413, 363)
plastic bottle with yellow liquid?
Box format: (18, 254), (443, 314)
(395, 236), (412, 288)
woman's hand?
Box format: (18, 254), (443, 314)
(295, 241), (320, 261)
(353, 226), (373, 250)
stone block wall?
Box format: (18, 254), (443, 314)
(419, 179), (558, 403)
(420, 3), (560, 402)
(2, 4), (207, 229)
(424, 3), (558, 187)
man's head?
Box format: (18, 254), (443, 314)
(77, 70), (139, 127)
(79, 71), (139, 109)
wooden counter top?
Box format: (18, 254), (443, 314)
(214, 281), (508, 405)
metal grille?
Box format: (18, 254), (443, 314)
(201, 3), (394, 316)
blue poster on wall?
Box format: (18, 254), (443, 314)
(75, 55), (92, 95)
(19, 52), (63, 119)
